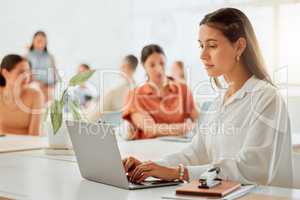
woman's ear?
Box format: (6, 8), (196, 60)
(1, 68), (9, 79)
(235, 37), (247, 57)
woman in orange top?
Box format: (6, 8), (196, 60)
(0, 54), (43, 135)
(123, 44), (198, 140)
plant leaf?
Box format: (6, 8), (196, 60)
(60, 88), (68, 104)
(69, 100), (81, 121)
(50, 100), (63, 135)
(68, 70), (95, 87)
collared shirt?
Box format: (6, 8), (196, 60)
(123, 78), (196, 139)
(157, 75), (293, 188)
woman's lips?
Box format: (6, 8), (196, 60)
(157, 74), (162, 79)
(204, 64), (215, 69)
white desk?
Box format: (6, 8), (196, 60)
(0, 135), (47, 153)
(1, 136), (300, 200)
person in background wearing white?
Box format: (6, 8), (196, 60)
(87, 55), (138, 122)
(71, 64), (97, 109)
(123, 8), (293, 188)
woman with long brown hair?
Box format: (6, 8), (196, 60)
(0, 54), (43, 135)
(123, 8), (292, 187)
(123, 45), (198, 140)
(27, 31), (56, 104)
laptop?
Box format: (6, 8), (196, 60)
(65, 120), (181, 190)
(97, 112), (122, 126)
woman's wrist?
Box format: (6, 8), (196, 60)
(170, 167), (181, 180)
(170, 165), (189, 182)
(183, 166), (189, 181)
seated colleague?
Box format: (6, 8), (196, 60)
(71, 64), (96, 108)
(0, 54), (43, 135)
(87, 55), (138, 122)
(122, 44), (198, 140)
(123, 8), (293, 188)
(171, 60), (186, 83)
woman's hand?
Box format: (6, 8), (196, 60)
(128, 161), (179, 183)
(123, 156), (142, 173)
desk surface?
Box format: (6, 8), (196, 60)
(0, 135), (48, 153)
(0, 135), (300, 200)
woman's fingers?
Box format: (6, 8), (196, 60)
(130, 164), (147, 182)
(123, 157), (135, 172)
(130, 162), (152, 182)
(136, 172), (151, 183)
(122, 158), (127, 167)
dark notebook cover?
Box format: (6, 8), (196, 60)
(176, 180), (241, 197)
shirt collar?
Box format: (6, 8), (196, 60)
(142, 77), (178, 95)
(222, 75), (270, 106)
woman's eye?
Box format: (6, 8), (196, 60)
(208, 44), (217, 48)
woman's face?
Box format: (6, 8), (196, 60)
(2, 61), (31, 88)
(33, 34), (47, 51)
(143, 53), (166, 86)
(198, 25), (238, 78)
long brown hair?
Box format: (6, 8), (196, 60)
(29, 31), (48, 52)
(141, 44), (166, 81)
(200, 8), (273, 88)
(0, 54), (30, 86)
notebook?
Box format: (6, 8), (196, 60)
(176, 180), (241, 197)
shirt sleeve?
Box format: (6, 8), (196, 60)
(155, 125), (210, 181)
(209, 92), (293, 186)
(156, 90), (293, 186)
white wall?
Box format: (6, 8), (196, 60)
(0, 0), (133, 93)
(1, 0), (299, 134)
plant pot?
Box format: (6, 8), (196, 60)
(44, 121), (72, 149)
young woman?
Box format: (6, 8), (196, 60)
(27, 31), (56, 104)
(0, 54), (43, 135)
(171, 60), (186, 83)
(122, 44), (198, 140)
(123, 8), (293, 187)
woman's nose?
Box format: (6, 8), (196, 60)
(156, 64), (164, 73)
(200, 48), (209, 61)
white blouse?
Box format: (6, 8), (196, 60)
(157, 76), (293, 188)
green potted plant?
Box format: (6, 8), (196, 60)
(44, 69), (95, 150)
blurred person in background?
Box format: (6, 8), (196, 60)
(26, 31), (56, 105)
(87, 55), (138, 122)
(171, 60), (186, 83)
(0, 54), (43, 135)
(122, 45), (198, 140)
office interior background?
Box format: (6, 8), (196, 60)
(1, 0), (299, 128)
(1, 0), (300, 197)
